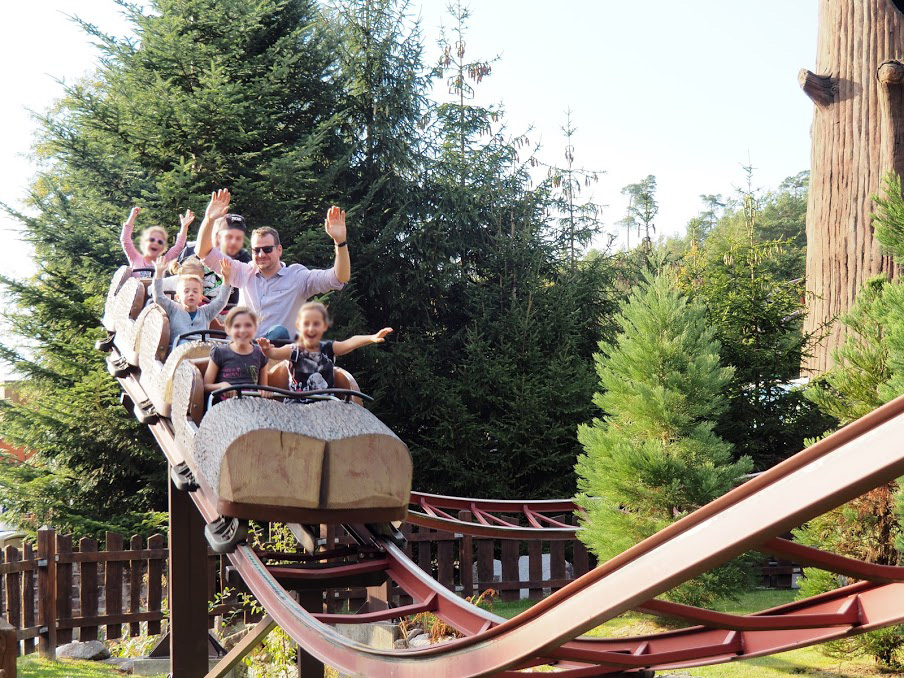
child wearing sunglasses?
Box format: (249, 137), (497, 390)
(120, 206), (193, 278)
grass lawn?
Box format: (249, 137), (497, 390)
(488, 589), (894, 676)
(17, 655), (153, 678)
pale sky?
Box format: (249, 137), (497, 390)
(0, 1), (819, 365)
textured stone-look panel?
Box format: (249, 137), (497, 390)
(110, 279), (146, 359)
(171, 360), (203, 458)
(122, 304), (157, 367)
(195, 399), (411, 511)
(102, 266), (132, 330)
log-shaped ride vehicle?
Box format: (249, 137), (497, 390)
(100, 266), (412, 552)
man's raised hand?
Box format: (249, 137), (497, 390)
(179, 209), (195, 230)
(205, 189), (231, 223)
(324, 206), (347, 244)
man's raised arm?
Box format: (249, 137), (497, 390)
(324, 206), (350, 283)
(196, 189), (231, 259)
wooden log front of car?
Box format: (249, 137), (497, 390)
(801, 0), (904, 373)
(193, 398), (412, 523)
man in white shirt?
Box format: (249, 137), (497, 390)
(196, 189), (351, 341)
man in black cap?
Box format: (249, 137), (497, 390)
(179, 213), (251, 304)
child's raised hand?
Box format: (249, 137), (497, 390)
(324, 206), (347, 243)
(153, 255), (167, 278)
(372, 327), (393, 343)
(179, 209), (195, 230)
(256, 337), (273, 356)
(219, 258), (233, 286)
(125, 206), (141, 226)
(205, 189), (231, 222)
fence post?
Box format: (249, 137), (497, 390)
(528, 540), (543, 599)
(79, 537), (99, 642)
(21, 543), (34, 655)
(500, 541), (519, 602)
(129, 535), (143, 637)
(37, 527), (56, 659)
(549, 516), (566, 592)
(55, 535), (73, 646)
(147, 534), (165, 636)
(0, 617), (16, 677)
(104, 533), (122, 640)
(458, 511), (473, 599)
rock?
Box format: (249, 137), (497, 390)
(57, 640), (111, 660)
(406, 627), (425, 640)
(102, 657), (135, 673)
(408, 635), (432, 648)
(393, 638), (409, 649)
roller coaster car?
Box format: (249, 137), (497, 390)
(170, 360), (412, 552)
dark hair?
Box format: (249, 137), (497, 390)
(224, 306), (259, 329)
(224, 214), (247, 232)
(251, 226), (280, 247)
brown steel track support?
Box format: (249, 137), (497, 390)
(297, 590), (325, 677)
(169, 472), (211, 677)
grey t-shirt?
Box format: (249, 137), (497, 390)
(209, 343), (269, 387)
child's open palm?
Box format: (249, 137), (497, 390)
(153, 255), (167, 278)
(219, 258), (233, 286)
(372, 328), (393, 343)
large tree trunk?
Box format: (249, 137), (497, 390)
(802, 0), (904, 374)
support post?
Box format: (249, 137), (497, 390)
(36, 527), (56, 659)
(168, 474), (210, 677)
(0, 618), (16, 678)
(296, 590), (324, 677)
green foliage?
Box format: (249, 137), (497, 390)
(575, 271), (753, 606)
(678, 170), (830, 470)
(804, 275), (892, 424)
(0, 0), (344, 532)
(1, 0), (623, 532)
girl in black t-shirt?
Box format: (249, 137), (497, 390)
(204, 306), (269, 400)
(256, 302), (392, 394)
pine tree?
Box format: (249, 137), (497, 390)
(0, 0), (343, 534)
(681, 169), (829, 470)
(575, 271), (752, 606)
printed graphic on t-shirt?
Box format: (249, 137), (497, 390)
(289, 341), (335, 392)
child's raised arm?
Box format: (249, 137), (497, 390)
(256, 337), (293, 361)
(162, 209), (193, 264)
(333, 328), (393, 357)
(120, 207), (142, 265)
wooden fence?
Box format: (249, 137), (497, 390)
(0, 521), (797, 658)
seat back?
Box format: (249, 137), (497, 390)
(102, 266), (133, 331)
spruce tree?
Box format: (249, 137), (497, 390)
(0, 0), (343, 534)
(576, 271), (752, 606)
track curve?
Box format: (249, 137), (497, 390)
(98, 278), (904, 676)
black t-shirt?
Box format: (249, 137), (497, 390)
(210, 344), (269, 387)
(288, 341), (335, 392)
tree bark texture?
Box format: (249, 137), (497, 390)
(803, 0), (904, 374)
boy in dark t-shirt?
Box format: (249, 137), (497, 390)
(256, 302), (392, 396)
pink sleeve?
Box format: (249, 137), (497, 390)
(120, 219), (142, 266)
(202, 247), (254, 288)
(163, 227), (188, 264)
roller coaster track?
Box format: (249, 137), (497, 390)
(107, 338), (904, 677)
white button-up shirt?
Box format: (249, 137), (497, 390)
(202, 247), (344, 335)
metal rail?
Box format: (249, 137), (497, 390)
(106, 338), (904, 676)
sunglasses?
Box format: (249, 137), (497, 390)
(252, 246), (276, 255)
(146, 237), (166, 245)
